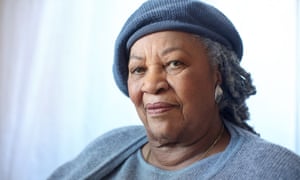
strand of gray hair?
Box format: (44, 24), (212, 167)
(202, 37), (258, 135)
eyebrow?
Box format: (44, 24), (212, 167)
(129, 55), (144, 61)
(162, 46), (192, 57)
(129, 46), (190, 61)
(161, 47), (182, 56)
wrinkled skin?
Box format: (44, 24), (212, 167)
(127, 31), (228, 169)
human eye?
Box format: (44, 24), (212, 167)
(165, 60), (186, 74)
(129, 66), (146, 75)
(168, 60), (184, 68)
(166, 60), (185, 70)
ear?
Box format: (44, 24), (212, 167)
(214, 66), (222, 86)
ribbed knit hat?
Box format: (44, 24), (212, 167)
(113, 0), (243, 96)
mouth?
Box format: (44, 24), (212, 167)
(145, 102), (178, 115)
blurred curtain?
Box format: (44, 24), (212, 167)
(0, 0), (140, 179)
(296, 0), (300, 153)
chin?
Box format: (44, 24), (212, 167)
(147, 123), (181, 144)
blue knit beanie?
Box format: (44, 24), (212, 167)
(113, 0), (243, 96)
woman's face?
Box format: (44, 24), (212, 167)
(128, 31), (221, 145)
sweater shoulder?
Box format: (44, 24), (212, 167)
(232, 122), (300, 163)
(86, 125), (146, 149)
(77, 125), (146, 158)
(48, 125), (147, 179)
(243, 133), (300, 168)
(226, 122), (300, 179)
(235, 125), (299, 160)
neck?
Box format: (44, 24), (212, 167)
(143, 123), (229, 170)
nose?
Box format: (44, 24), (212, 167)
(141, 68), (169, 94)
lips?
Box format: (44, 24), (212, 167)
(145, 102), (178, 115)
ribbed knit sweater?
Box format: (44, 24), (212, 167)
(48, 121), (300, 179)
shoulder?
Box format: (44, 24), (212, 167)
(232, 123), (299, 162)
(81, 125), (146, 154)
(225, 121), (300, 179)
(87, 125), (146, 149)
(48, 125), (147, 179)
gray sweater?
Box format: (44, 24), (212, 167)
(48, 121), (300, 179)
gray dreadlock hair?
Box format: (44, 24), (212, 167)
(201, 37), (258, 135)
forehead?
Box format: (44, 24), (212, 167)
(129, 31), (203, 54)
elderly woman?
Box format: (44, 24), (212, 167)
(49, 0), (300, 179)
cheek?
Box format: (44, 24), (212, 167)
(128, 79), (149, 125)
(169, 71), (215, 106)
(128, 79), (142, 106)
